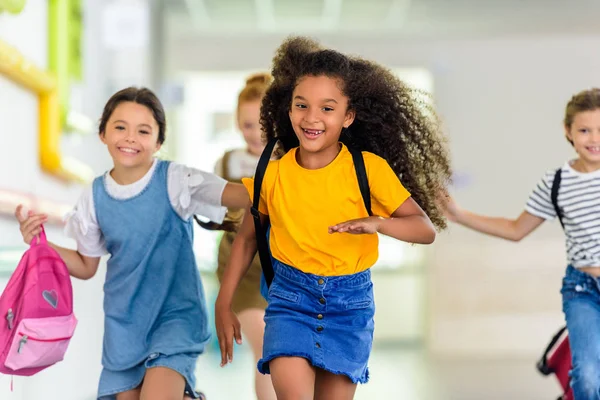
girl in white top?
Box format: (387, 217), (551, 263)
(16, 87), (249, 400)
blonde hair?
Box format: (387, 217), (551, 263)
(237, 72), (273, 113)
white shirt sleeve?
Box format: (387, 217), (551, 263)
(63, 186), (108, 257)
(168, 162), (228, 222)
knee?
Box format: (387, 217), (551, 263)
(571, 363), (600, 399)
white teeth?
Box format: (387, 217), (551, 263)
(588, 147), (600, 152)
(120, 148), (138, 153)
(303, 129), (323, 136)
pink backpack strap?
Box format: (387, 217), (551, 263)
(31, 225), (47, 248)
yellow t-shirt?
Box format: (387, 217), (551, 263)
(242, 144), (411, 276)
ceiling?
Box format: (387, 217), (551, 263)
(163, 0), (600, 37)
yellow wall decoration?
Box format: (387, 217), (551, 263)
(0, 0), (27, 14)
(49, 0), (83, 128)
(0, 0), (93, 184)
(49, 0), (92, 136)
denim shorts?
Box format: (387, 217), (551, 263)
(258, 259), (375, 384)
(97, 352), (200, 399)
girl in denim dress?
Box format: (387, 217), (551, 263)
(215, 37), (452, 399)
(16, 87), (249, 400)
(442, 88), (600, 399)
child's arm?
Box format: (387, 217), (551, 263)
(329, 154), (436, 244)
(215, 204), (264, 366)
(329, 197), (436, 244)
(220, 183), (250, 209)
(15, 205), (101, 280)
(48, 244), (100, 280)
(378, 198), (436, 244)
(169, 163), (248, 220)
(442, 194), (545, 241)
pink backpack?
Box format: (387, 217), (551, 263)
(0, 226), (77, 376)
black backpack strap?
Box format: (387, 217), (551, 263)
(536, 325), (567, 375)
(551, 168), (564, 229)
(348, 147), (373, 216)
(251, 139), (278, 287)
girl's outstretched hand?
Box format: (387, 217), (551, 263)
(214, 298), (242, 367)
(329, 216), (382, 235)
(437, 191), (461, 223)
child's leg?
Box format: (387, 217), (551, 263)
(565, 295), (600, 399)
(314, 369), (357, 400)
(116, 388), (141, 400)
(562, 268), (600, 399)
(140, 367), (186, 400)
(269, 356), (316, 400)
(238, 308), (276, 400)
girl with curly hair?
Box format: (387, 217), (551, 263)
(215, 36), (452, 399)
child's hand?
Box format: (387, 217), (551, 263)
(329, 216), (383, 235)
(14, 205), (48, 245)
(214, 299), (242, 367)
(437, 192), (461, 223)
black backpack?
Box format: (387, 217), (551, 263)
(251, 139), (373, 287)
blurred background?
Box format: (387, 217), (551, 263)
(1, 0), (599, 398)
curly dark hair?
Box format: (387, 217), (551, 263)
(260, 36), (452, 230)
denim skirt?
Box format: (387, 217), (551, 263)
(258, 259), (375, 384)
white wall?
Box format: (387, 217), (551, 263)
(166, 33), (600, 356)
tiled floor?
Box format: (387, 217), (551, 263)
(194, 343), (562, 400)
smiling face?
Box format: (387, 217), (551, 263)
(566, 108), (600, 170)
(237, 99), (264, 156)
(100, 101), (161, 170)
(288, 75), (355, 156)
